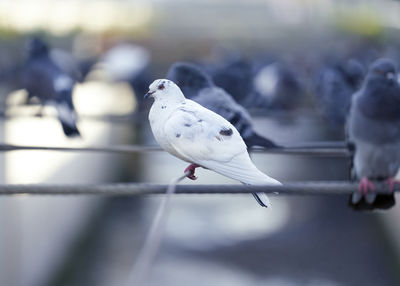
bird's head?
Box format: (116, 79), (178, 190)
(26, 37), (49, 58)
(343, 59), (365, 87)
(144, 79), (184, 102)
(366, 58), (398, 86)
(166, 62), (213, 98)
(358, 58), (400, 120)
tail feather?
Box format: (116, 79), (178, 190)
(60, 121), (80, 137)
(204, 155), (281, 186)
(252, 192), (271, 208)
(244, 132), (281, 149)
(202, 152), (280, 208)
(55, 102), (80, 137)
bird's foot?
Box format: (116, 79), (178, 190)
(184, 164), (199, 180)
(384, 177), (400, 193)
(358, 177), (375, 196)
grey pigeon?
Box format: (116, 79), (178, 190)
(347, 58), (400, 210)
(315, 59), (365, 126)
(22, 37), (80, 137)
(167, 62), (279, 149)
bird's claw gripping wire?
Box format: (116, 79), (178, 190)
(358, 177), (375, 195)
(184, 164), (199, 180)
(384, 177), (400, 193)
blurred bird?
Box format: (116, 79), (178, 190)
(50, 48), (95, 83)
(167, 62), (279, 149)
(22, 37), (80, 137)
(0, 39), (94, 100)
(210, 57), (257, 107)
(252, 62), (306, 110)
(145, 79), (281, 207)
(211, 57), (306, 111)
(347, 58), (400, 210)
(315, 59), (365, 126)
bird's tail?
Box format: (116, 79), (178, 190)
(349, 193), (395, 211)
(203, 152), (281, 208)
(245, 172), (281, 208)
(60, 121), (80, 137)
(244, 132), (281, 149)
(55, 102), (80, 137)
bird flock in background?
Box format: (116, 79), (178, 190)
(0, 36), (400, 210)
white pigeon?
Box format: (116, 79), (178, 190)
(145, 79), (281, 207)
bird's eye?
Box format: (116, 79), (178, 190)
(376, 69), (383, 75)
(158, 83), (165, 90)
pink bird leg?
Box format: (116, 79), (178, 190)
(358, 177), (375, 196)
(384, 177), (400, 192)
(184, 164), (200, 180)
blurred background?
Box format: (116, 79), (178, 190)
(1, 0), (400, 285)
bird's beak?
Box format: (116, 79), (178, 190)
(144, 91), (155, 99)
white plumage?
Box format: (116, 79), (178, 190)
(146, 79), (281, 207)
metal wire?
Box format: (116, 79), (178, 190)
(2, 111), (145, 124)
(0, 142), (351, 157)
(0, 143), (161, 154)
(3, 108), (318, 123)
(0, 181), (396, 195)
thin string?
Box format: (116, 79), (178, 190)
(124, 171), (190, 286)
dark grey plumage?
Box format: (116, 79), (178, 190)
(167, 62), (279, 149)
(22, 37), (80, 137)
(210, 58), (257, 107)
(166, 62), (213, 99)
(315, 59), (365, 126)
(347, 58), (400, 210)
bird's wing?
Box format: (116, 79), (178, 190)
(163, 99), (247, 165)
